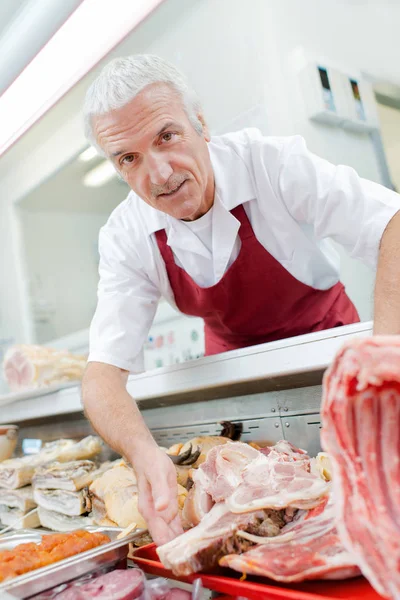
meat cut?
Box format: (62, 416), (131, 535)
(2, 344), (87, 392)
(53, 568), (145, 599)
(321, 336), (400, 599)
(157, 501), (266, 576)
(220, 496), (360, 582)
(158, 440), (341, 579)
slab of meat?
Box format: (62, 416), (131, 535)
(0, 437), (102, 489)
(0, 486), (36, 512)
(192, 441), (329, 513)
(37, 506), (94, 531)
(157, 501), (267, 576)
(53, 568), (145, 599)
(321, 336), (400, 599)
(220, 495), (360, 582)
(192, 442), (264, 503)
(227, 452), (329, 513)
(2, 344), (87, 392)
(33, 487), (91, 516)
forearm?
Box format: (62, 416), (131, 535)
(82, 362), (156, 463)
(373, 211), (400, 334)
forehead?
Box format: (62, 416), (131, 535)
(93, 83), (189, 155)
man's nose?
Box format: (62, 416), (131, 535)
(147, 152), (173, 186)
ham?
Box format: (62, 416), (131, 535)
(321, 336), (400, 599)
(220, 496), (360, 581)
(2, 344), (87, 392)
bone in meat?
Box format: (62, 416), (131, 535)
(220, 496), (360, 582)
(157, 501), (265, 576)
(321, 336), (400, 599)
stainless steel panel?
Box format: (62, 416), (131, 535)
(142, 392), (280, 430)
(151, 416), (283, 448)
(277, 386), (323, 416)
(281, 414), (323, 458)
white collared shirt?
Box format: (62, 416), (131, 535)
(88, 128), (400, 372)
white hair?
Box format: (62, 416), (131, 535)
(83, 54), (203, 153)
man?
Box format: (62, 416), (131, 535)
(82, 55), (400, 546)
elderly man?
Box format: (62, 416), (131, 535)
(82, 55), (400, 546)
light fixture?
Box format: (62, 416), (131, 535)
(0, 0), (164, 157)
(78, 146), (99, 162)
(83, 160), (117, 188)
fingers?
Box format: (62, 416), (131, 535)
(135, 449), (184, 546)
(148, 514), (180, 546)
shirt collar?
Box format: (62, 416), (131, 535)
(139, 132), (255, 236)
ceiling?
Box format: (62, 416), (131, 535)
(0, 0), (28, 38)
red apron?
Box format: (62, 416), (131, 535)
(155, 204), (359, 356)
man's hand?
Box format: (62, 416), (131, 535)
(132, 444), (183, 546)
(82, 363), (183, 546)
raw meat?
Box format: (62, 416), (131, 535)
(33, 460), (98, 491)
(0, 530), (109, 582)
(220, 496), (360, 582)
(0, 437), (102, 490)
(157, 501), (266, 576)
(321, 336), (400, 599)
(33, 488), (91, 516)
(160, 440), (335, 579)
(53, 568), (145, 599)
(181, 481), (214, 528)
(227, 452), (329, 513)
(0, 486), (36, 512)
(37, 506), (94, 531)
(192, 442), (260, 502)
(0, 505), (40, 528)
(2, 344), (87, 392)
(192, 441), (329, 512)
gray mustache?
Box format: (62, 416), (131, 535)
(152, 174), (188, 198)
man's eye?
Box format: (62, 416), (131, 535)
(161, 132), (175, 142)
(122, 154), (135, 164)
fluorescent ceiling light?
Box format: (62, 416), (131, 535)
(83, 160), (117, 188)
(0, 0), (164, 157)
(78, 146), (99, 162)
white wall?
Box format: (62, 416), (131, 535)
(18, 210), (107, 342)
(376, 102), (400, 191)
(1, 0), (400, 343)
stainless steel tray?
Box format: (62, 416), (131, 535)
(0, 526), (146, 599)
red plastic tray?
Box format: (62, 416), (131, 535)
(131, 544), (385, 600)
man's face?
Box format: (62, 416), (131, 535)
(93, 83), (215, 221)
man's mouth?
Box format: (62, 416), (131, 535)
(159, 180), (186, 198)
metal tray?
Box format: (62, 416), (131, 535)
(0, 526), (146, 599)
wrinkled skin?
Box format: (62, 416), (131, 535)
(93, 82), (215, 221)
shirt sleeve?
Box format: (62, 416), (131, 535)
(88, 225), (161, 373)
(273, 135), (400, 269)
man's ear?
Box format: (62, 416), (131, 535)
(198, 114), (211, 141)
